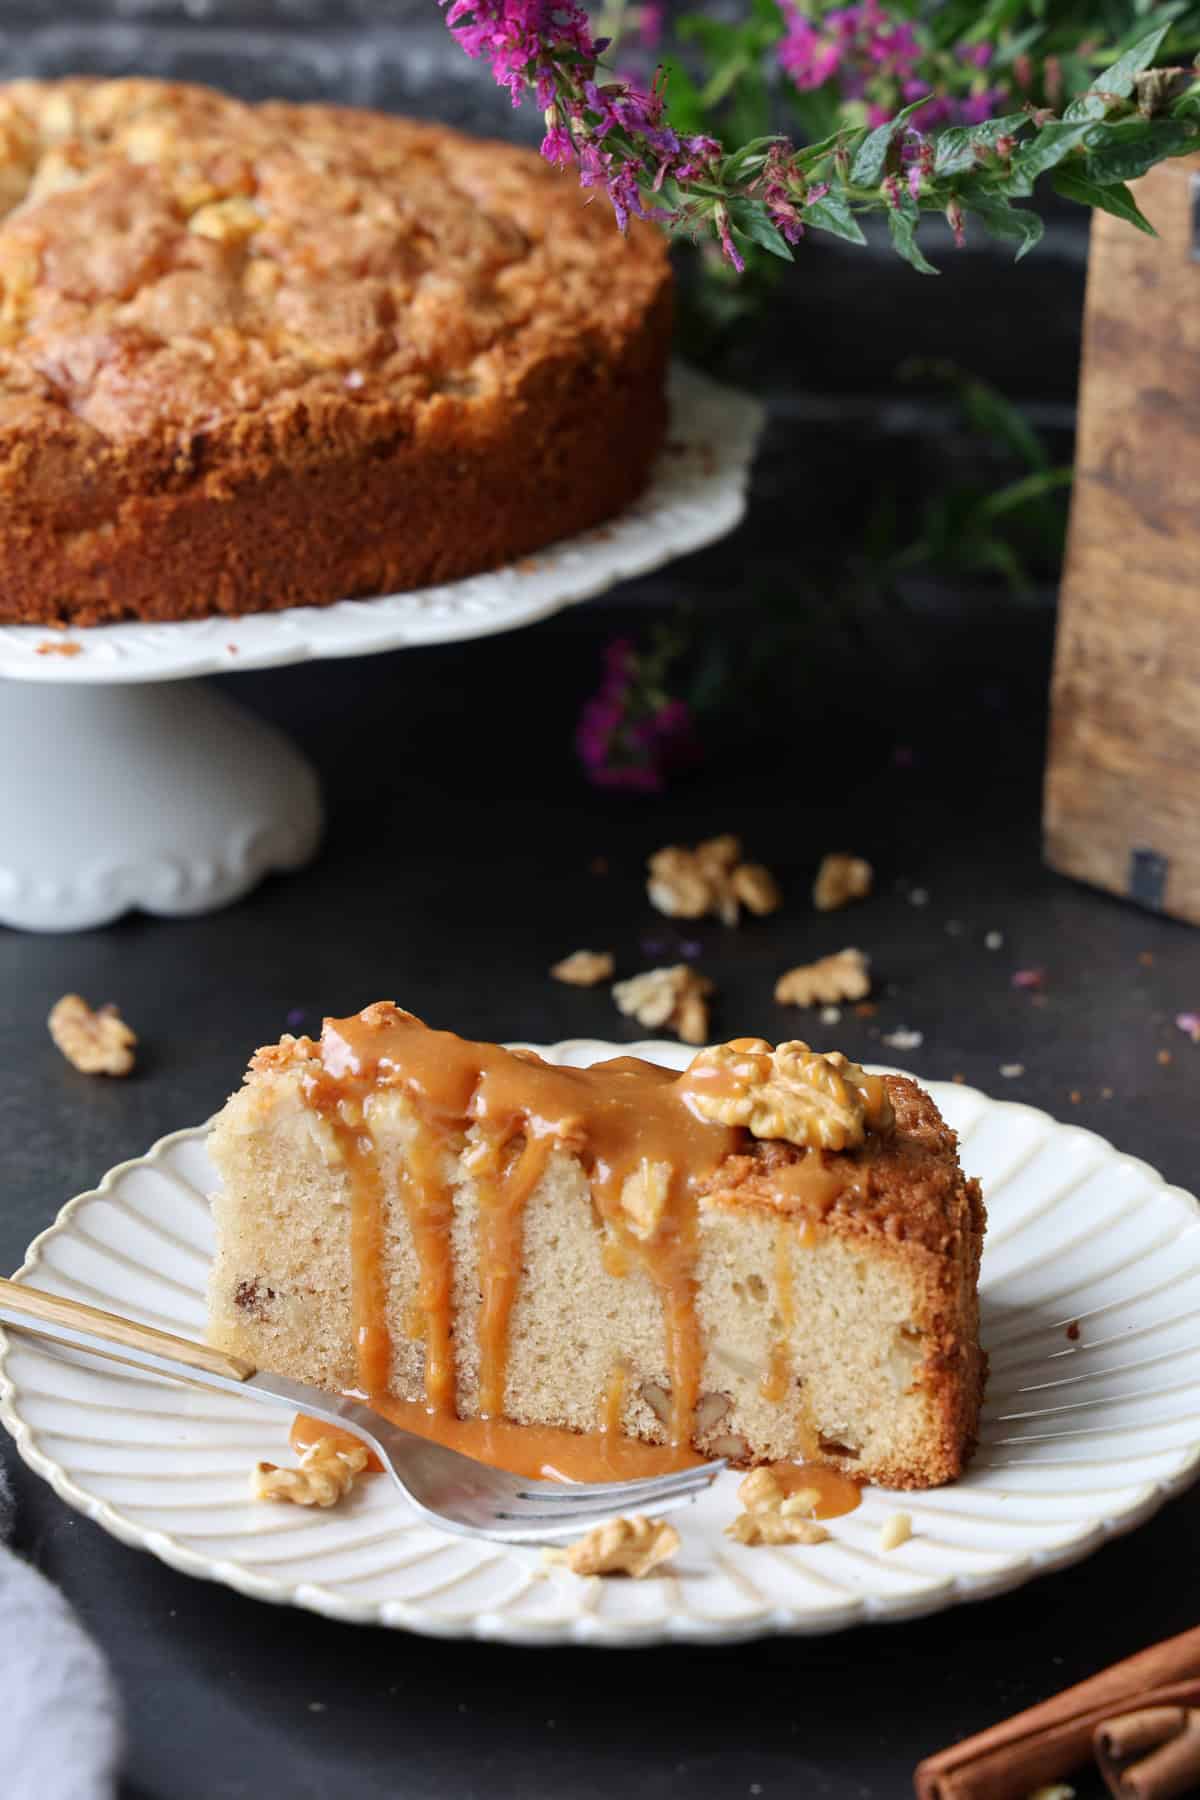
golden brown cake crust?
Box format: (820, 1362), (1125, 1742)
(0, 77), (672, 625)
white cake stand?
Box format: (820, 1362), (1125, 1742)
(0, 366), (763, 932)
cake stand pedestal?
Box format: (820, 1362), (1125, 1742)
(0, 683), (322, 932)
(0, 366), (763, 933)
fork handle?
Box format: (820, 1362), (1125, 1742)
(0, 1275), (256, 1382)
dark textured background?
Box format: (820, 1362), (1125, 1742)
(3, 9), (1195, 1800)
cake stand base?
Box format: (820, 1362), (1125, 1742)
(0, 681), (322, 932)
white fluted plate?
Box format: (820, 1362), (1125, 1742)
(3, 1040), (1199, 1645)
(0, 365), (761, 684)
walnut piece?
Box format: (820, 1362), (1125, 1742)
(612, 965), (713, 1045)
(725, 1511), (829, 1547)
(775, 948), (871, 1008)
(48, 994), (137, 1076)
(545, 1514), (680, 1579)
(813, 853), (873, 913)
(550, 949), (615, 987)
(647, 835), (782, 927)
(251, 1437), (368, 1508)
(682, 1039), (893, 1150)
(879, 1511), (912, 1552)
(737, 1467), (785, 1513)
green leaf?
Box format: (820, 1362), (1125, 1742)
(657, 60), (708, 138)
(1010, 119), (1099, 185)
(788, 128), (851, 172)
(887, 203), (939, 274)
(719, 135), (784, 184)
(803, 191), (868, 245)
(1052, 165), (1158, 231)
(975, 466), (1074, 519)
(933, 112), (1029, 177)
(850, 96), (931, 186)
(1083, 117), (1197, 182)
(964, 192), (1046, 259)
(1064, 21), (1171, 118)
(958, 377), (1050, 470)
(726, 198), (795, 262)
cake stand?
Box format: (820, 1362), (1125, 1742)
(0, 366), (763, 932)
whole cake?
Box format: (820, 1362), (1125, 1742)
(0, 78), (672, 626)
(207, 1005), (987, 1489)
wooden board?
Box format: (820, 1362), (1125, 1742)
(1044, 154), (1200, 924)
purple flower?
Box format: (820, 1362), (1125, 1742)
(778, 16), (841, 91)
(637, 1), (663, 51)
(575, 636), (700, 791)
(541, 120), (574, 165)
(777, 0), (1014, 134)
(1176, 1012), (1200, 1043)
(714, 204), (745, 273)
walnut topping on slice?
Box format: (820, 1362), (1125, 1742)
(48, 994), (137, 1076)
(613, 965), (713, 1045)
(813, 853), (873, 913)
(682, 1040), (893, 1151)
(550, 949), (615, 987)
(647, 835), (782, 927)
(251, 1437), (369, 1508)
(775, 948), (871, 1007)
(544, 1514), (680, 1579)
(725, 1511), (829, 1547)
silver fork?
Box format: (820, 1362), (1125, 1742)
(0, 1276), (724, 1543)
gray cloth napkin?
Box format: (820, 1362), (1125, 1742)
(0, 1463), (121, 1800)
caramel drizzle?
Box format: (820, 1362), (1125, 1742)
(471, 1132), (555, 1419)
(400, 1127), (458, 1415)
(306, 1094), (396, 1401)
(299, 1006), (853, 1449)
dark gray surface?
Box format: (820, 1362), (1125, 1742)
(0, 9), (1191, 1795)
(2, 597), (1198, 1800)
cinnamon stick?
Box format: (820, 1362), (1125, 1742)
(1118, 1719), (1200, 1800)
(1096, 1709), (1188, 1763)
(913, 1627), (1200, 1800)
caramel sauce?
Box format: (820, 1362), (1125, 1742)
(290, 1402), (704, 1484)
(286, 1414), (861, 1517)
(602, 1359), (628, 1436)
(292, 1005), (871, 1492)
(767, 1460), (863, 1519)
(768, 1152), (847, 1216)
(471, 1132), (554, 1419)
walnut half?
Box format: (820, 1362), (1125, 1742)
(647, 835), (782, 927)
(680, 1039), (893, 1151)
(251, 1437), (368, 1508)
(613, 965), (713, 1045)
(48, 994), (137, 1076)
(775, 948), (871, 1008)
(813, 853), (873, 913)
(550, 949), (615, 987)
(545, 1514), (680, 1579)
(725, 1511), (829, 1547)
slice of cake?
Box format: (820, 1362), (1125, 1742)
(207, 1005), (986, 1488)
